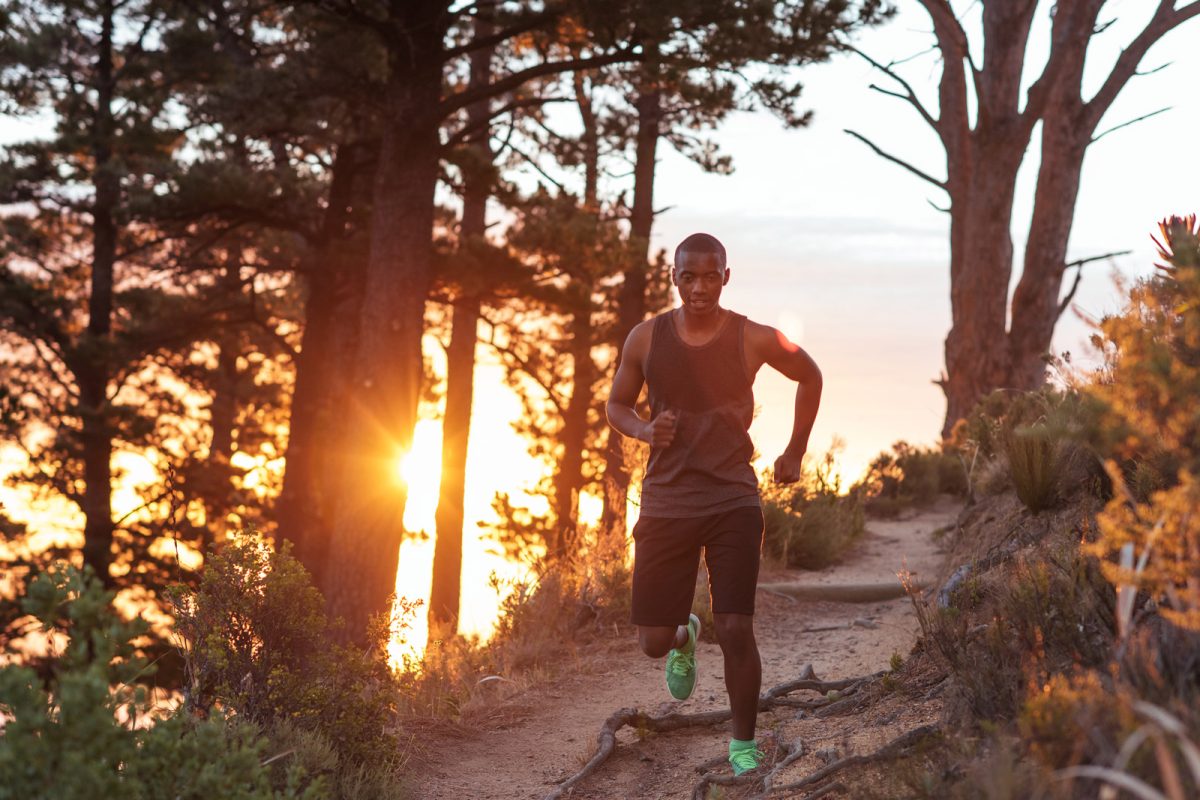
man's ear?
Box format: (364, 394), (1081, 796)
(670, 267), (679, 285)
(723, 268), (730, 286)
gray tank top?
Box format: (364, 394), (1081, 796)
(639, 309), (760, 518)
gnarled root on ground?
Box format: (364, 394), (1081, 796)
(768, 723), (941, 799)
(542, 664), (883, 800)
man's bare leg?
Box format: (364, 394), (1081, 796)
(713, 612), (761, 740)
(638, 624), (688, 658)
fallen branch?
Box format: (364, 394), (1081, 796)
(769, 724), (941, 797)
(542, 664), (876, 800)
(757, 581), (927, 603)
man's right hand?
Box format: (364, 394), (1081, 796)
(643, 409), (679, 448)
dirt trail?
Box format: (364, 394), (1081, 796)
(418, 499), (960, 800)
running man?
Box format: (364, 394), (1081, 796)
(606, 232), (822, 775)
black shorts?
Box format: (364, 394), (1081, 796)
(629, 505), (764, 627)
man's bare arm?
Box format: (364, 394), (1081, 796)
(606, 323), (678, 448)
(749, 323), (823, 483)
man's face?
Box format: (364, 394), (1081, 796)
(672, 251), (729, 314)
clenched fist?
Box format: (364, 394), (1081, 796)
(773, 450), (804, 484)
(643, 408), (679, 448)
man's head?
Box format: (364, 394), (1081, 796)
(672, 232), (729, 314)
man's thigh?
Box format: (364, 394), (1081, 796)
(630, 515), (704, 627)
(702, 506), (764, 617)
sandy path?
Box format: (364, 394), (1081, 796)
(417, 499), (959, 800)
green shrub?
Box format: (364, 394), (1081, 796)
(0, 564), (316, 800)
(168, 537), (408, 798)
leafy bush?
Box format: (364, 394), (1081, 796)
(0, 564), (315, 800)
(896, 217), (1200, 800)
(168, 537), (408, 799)
(1081, 217), (1200, 633)
(761, 449), (865, 569)
(915, 548), (1113, 724)
(860, 440), (968, 516)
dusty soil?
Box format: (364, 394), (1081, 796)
(416, 498), (962, 800)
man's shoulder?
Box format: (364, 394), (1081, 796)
(740, 315), (775, 339)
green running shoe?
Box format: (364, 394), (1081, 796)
(728, 740), (764, 776)
(665, 613), (700, 700)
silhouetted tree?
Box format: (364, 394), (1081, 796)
(850, 0), (1200, 436)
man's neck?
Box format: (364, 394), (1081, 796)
(676, 305), (727, 331)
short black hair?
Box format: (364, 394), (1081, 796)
(674, 232), (727, 268)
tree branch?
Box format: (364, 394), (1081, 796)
(914, 0), (972, 157)
(850, 47), (939, 132)
(1055, 250), (1131, 320)
(844, 129), (946, 190)
(443, 96), (571, 149)
(544, 664), (882, 800)
(1090, 106), (1171, 144)
(481, 327), (567, 417)
(439, 49), (642, 118)
(443, 7), (561, 60)
(1086, 0), (1200, 128)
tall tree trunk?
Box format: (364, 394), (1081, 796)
(1008, 5), (1098, 391)
(325, 6), (446, 642)
(552, 306), (594, 558)
(204, 252), (243, 547)
(600, 84), (661, 539)
(429, 21), (493, 636)
(278, 141), (363, 585)
(940, 149), (1025, 435)
(81, 0), (117, 584)
(548, 68), (601, 560)
(905, 0), (1199, 437)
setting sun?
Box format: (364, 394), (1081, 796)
(395, 419), (444, 535)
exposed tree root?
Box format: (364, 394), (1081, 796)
(690, 728), (811, 800)
(542, 664), (880, 800)
(768, 723), (941, 798)
(758, 581), (929, 603)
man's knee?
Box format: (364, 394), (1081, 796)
(713, 613), (756, 653)
(638, 625), (678, 658)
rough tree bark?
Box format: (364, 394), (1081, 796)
(324, 14), (446, 638)
(429, 20), (494, 636)
(1009, 0), (1200, 389)
(277, 140), (366, 587)
(854, 0), (1200, 438)
(80, 0), (118, 584)
(203, 252), (244, 547)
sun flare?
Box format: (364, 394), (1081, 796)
(395, 419), (443, 535)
